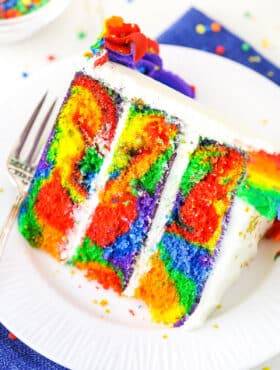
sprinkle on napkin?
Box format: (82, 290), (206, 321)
(158, 7), (280, 86)
(8, 332), (17, 341)
(274, 251), (280, 261)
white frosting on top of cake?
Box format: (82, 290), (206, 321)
(82, 59), (277, 154)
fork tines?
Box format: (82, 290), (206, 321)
(13, 92), (57, 167)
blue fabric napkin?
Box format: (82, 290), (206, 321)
(0, 325), (67, 369)
(1, 6), (280, 369)
(158, 7), (280, 86)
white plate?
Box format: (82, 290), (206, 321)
(0, 46), (280, 370)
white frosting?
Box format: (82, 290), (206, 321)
(186, 199), (272, 329)
(82, 59), (277, 153)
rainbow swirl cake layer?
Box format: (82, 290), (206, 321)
(18, 62), (280, 328)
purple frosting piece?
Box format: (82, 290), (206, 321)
(136, 53), (195, 97)
(107, 49), (135, 68)
(107, 49), (195, 98)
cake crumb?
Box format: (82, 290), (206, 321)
(0, 187), (3, 193)
(92, 299), (98, 304)
(99, 299), (108, 307)
(212, 324), (219, 329)
(247, 215), (259, 233)
(162, 334), (168, 339)
(215, 304), (222, 310)
(261, 119), (268, 125)
(105, 308), (111, 314)
(70, 269), (76, 275)
(240, 261), (249, 269)
(267, 71), (274, 78)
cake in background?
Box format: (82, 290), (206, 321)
(18, 16), (280, 328)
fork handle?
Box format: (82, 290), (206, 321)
(0, 193), (25, 259)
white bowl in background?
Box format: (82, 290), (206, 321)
(0, 0), (71, 43)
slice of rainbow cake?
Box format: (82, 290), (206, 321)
(18, 17), (280, 328)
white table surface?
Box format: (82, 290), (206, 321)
(0, 0), (279, 369)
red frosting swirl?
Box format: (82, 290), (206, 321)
(103, 16), (159, 62)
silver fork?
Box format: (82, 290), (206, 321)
(0, 93), (57, 258)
